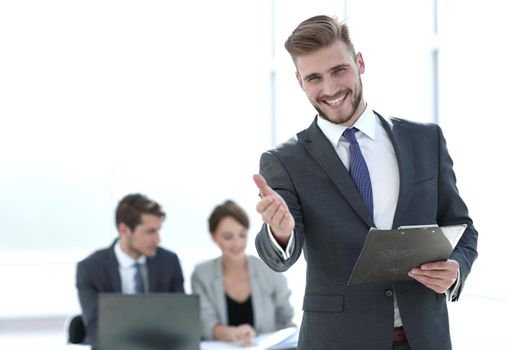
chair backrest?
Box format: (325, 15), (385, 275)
(67, 314), (86, 344)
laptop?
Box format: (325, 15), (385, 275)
(97, 293), (200, 350)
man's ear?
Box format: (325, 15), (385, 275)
(356, 52), (365, 74)
(118, 222), (131, 237)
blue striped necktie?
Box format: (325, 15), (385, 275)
(134, 262), (145, 293)
(342, 127), (374, 219)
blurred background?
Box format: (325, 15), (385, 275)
(1, 0), (505, 349)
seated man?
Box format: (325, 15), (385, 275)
(76, 193), (184, 348)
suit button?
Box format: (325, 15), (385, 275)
(385, 289), (393, 297)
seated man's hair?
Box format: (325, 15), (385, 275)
(115, 193), (165, 231)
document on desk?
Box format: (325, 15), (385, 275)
(347, 224), (467, 285)
(200, 327), (298, 350)
(256, 327), (298, 350)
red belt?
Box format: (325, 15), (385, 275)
(394, 327), (407, 342)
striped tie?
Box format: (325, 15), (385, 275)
(134, 262), (145, 293)
(342, 128), (374, 219)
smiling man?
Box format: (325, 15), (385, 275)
(296, 39), (365, 126)
(253, 15), (478, 350)
(76, 193), (184, 348)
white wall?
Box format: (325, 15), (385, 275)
(438, 0), (507, 297)
(0, 0), (271, 320)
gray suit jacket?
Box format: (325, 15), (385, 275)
(76, 240), (184, 347)
(191, 255), (294, 339)
(255, 113), (478, 350)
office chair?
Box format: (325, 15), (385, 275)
(67, 314), (86, 344)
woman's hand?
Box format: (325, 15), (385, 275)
(213, 324), (256, 346)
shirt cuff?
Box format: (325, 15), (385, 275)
(446, 268), (461, 301)
(267, 225), (295, 260)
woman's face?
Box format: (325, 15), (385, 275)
(212, 216), (248, 261)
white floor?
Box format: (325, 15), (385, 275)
(0, 294), (505, 350)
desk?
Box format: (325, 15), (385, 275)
(62, 328), (298, 350)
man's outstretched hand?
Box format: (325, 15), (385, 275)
(253, 174), (295, 247)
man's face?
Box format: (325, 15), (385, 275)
(295, 40), (366, 127)
(119, 213), (162, 259)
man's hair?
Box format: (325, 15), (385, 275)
(285, 15), (356, 62)
(208, 200), (249, 234)
(115, 193), (165, 231)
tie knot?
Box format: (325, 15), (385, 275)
(342, 127), (358, 144)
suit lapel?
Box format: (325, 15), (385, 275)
(213, 258), (227, 324)
(106, 243), (122, 292)
(377, 114), (414, 229)
(147, 257), (156, 293)
(302, 118), (374, 227)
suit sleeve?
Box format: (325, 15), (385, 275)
(76, 260), (98, 346)
(255, 151), (305, 272)
(191, 267), (219, 340)
(436, 125), (478, 300)
(169, 254), (185, 293)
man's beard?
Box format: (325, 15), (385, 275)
(315, 76), (363, 125)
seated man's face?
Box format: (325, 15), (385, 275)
(121, 213), (162, 258)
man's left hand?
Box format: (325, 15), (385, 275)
(408, 259), (459, 293)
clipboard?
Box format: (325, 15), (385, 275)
(347, 224), (467, 285)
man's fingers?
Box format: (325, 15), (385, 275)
(257, 198), (286, 222)
(421, 259), (459, 271)
(410, 274), (448, 293)
(256, 196), (274, 214)
(271, 203), (289, 227)
(409, 265), (457, 293)
(253, 174), (273, 197)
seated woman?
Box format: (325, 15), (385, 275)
(191, 200), (294, 345)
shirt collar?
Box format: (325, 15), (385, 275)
(114, 240), (147, 268)
(317, 105), (377, 146)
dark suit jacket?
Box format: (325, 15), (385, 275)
(76, 240), (185, 346)
(255, 113), (478, 350)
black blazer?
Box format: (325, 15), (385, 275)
(76, 240), (184, 346)
(256, 113), (478, 350)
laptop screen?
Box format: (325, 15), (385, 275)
(98, 293), (200, 350)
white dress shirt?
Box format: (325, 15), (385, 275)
(114, 241), (147, 294)
(318, 106), (400, 230)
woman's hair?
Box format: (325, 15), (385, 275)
(208, 200), (249, 234)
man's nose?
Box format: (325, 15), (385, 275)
(322, 77), (338, 96)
